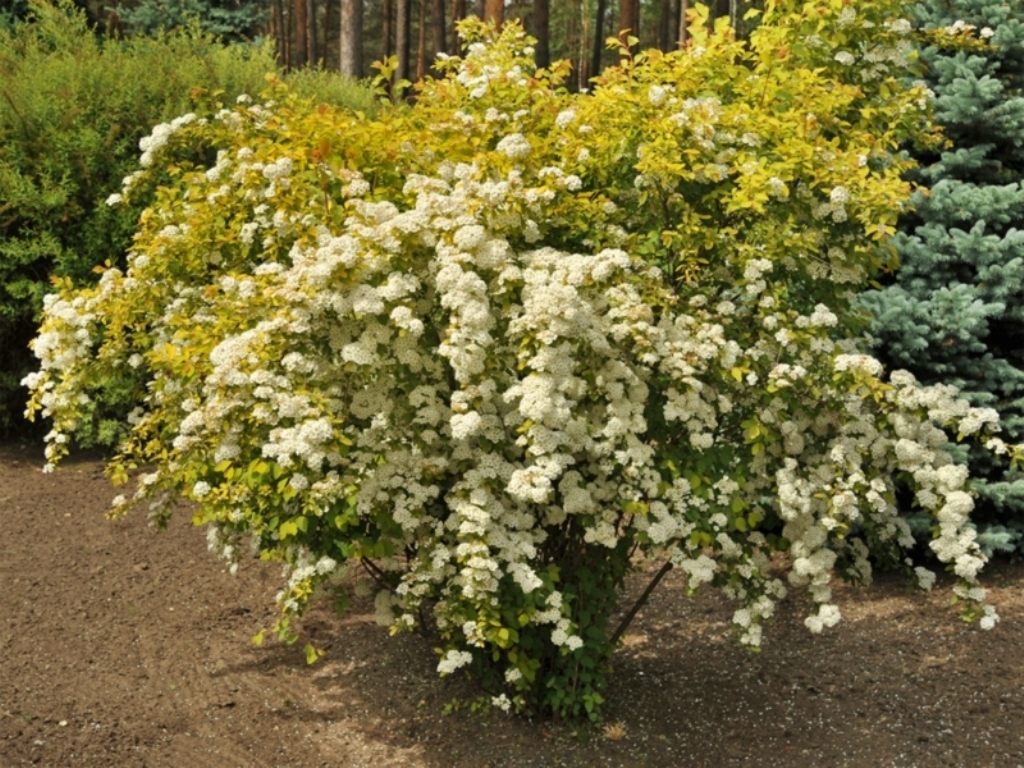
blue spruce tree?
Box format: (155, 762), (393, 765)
(862, 0), (1024, 555)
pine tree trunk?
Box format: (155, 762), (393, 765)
(590, 0), (606, 79)
(325, 0), (334, 68)
(339, 0), (363, 77)
(533, 0), (549, 69)
(450, 0), (466, 51)
(417, 0), (427, 81)
(294, 0), (308, 66)
(284, 0), (293, 68)
(658, 0), (671, 51)
(306, 0), (318, 65)
(431, 0), (446, 56)
(578, 0), (589, 88)
(383, 0), (393, 58)
(396, 0), (411, 84)
(273, 0), (287, 68)
(619, 0), (639, 51)
(484, 0), (503, 28)
(678, 0), (688, 46)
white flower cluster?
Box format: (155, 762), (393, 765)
(648, 84), (670, 106)
(454, 27), (533, 100)
(944, 20), (976, 35)
(555, 109), (576, 129)
(829, 186), (850, 222)
(437, 648), (474, 675)
(496, 133), (532, 159)
(138, 113), (195, 167)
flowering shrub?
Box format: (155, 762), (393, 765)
(24, 2), (1017, 720)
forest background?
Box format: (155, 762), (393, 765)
(11, 0), (758, 89)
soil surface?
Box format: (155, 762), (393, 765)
(3, 440), (1024, 768)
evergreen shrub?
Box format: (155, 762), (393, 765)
(862, 0), (1024, 556)
(111, 0), (269, 42)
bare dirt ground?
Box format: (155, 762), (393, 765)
(3, 439), (1024, 768)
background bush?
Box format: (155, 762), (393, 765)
(0, 0), (374, 440)
(0, 0), (31, 28)
(110, 0), (268, 42)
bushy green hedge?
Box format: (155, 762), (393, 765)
(0, 0), (374, 440)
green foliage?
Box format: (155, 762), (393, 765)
(862, 0), (1024, 556)
(110, 0), (269, 41)
(0, 0), (32, 29)
(284, 67), (380, 114)
(0, 0), (374, 439)
(25, 4), (1010, 721)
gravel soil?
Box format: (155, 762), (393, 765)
(3, 440), (1024, 767)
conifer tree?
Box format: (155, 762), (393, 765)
(111, 0), (268, 41)
(862, 0), (1024, 554)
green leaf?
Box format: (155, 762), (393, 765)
(304, 643), (324, 665)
